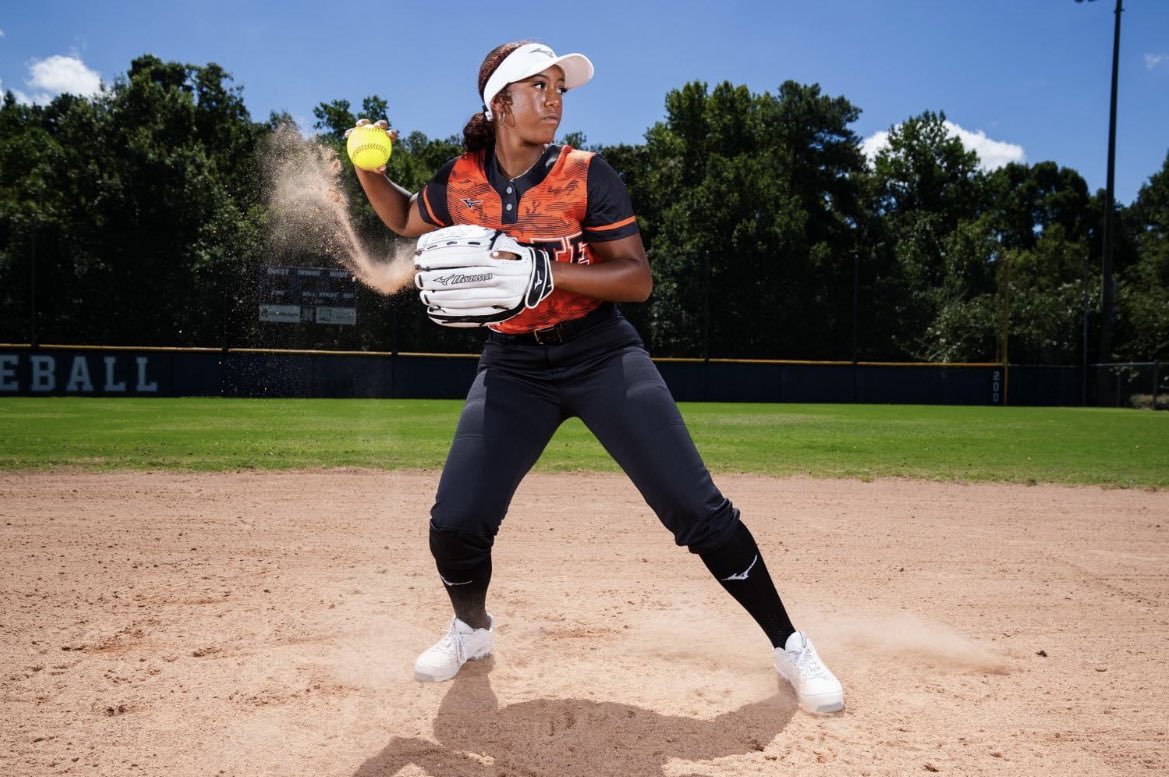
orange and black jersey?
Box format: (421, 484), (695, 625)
(417, 144), (640, 334)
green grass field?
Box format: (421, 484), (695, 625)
(1, 397), (1165, 487)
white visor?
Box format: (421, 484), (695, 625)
(482, 43), (594, 120)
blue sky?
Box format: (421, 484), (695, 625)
(2, 0), (1167, 204)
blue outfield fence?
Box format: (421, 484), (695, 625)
(1, 344), (1143, 407)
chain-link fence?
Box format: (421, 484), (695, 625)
(1090, 362), (1168, 409)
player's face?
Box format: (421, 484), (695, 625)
(500, 65), (566, 144)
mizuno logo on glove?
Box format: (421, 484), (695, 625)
(525, 257), (552, 308)
(433, 272), (494, 286)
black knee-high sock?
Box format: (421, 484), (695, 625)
(435, 556), (492, 631)
(699, 522), (795, 648)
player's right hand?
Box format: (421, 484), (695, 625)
(345, 118), (399, 143)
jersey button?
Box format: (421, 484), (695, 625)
(505, 203), (513, 211)
(506, 186), (514, 194)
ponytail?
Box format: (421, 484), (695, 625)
(462, 111), (493, 153)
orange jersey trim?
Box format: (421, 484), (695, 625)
(420, 187), (446, 226)
(586, 215), (637, 233)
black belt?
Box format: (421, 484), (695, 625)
(489, 303), (616, 345)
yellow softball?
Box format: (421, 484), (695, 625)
(346, 124), (393, 171)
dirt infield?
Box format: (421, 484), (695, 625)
(1, 471), (1166, 776)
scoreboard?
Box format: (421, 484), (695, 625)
(259, 266), (356, 326)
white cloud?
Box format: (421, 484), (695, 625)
(0, 28), (6, 37)
(944, 122), (1026, 170)
(1146, 52), (1168, 70)
(861, 130), (890, 163)
(26, 54), (102, 97)
(861, 120), (1025, 172)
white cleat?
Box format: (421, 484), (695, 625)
(413, 615), (495, 682)
(773, 631), (845, 714)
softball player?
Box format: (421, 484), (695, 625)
(352, 41), (844, 714)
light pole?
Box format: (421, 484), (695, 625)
(1077, 0), (1123, 393)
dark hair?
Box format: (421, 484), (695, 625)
(461, 40), (534, 152)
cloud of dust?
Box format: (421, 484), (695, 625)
(262, 125), (415, 295)
(615, 601), (1011, 677)
(828, 613), (1013, 674)
(622, 600), (774, 676)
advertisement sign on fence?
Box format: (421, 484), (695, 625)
(259, 266), (356, 326)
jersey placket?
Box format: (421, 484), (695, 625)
(501, 182), (519, 225)
(485, 144), (557, 226)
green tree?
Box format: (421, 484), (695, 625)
(0, 56), (269, 347)
(1116, 150), (1169, 361)
(1001, 225), (1090, 364)
(982, 163), (1094, 365)
(0, 93), (66, 342)
(638, 80), (865, 358)
(312, 99), (357, 142)
(987, 161), (1091, 250)
(7, 55), (1161, 370)
(868, 111), (986, 359)
(917, 216), (999, 362)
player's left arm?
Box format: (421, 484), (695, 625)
(550, 235), (652, 303)
(550, 154), (652, 303)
